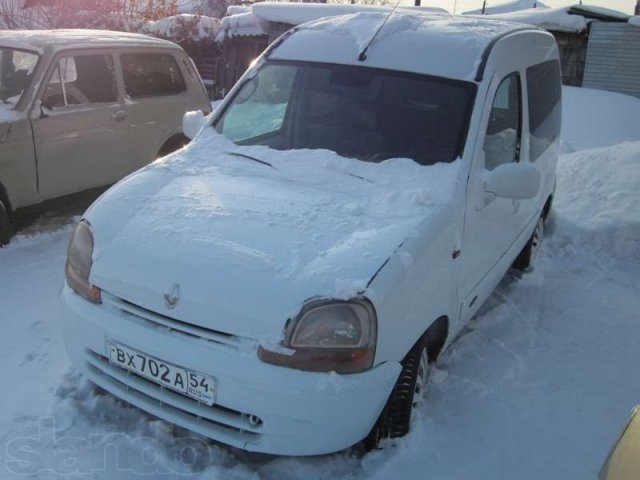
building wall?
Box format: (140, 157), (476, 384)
(552, 31), (588, 87)
(215, 35), (269, 99)
(583, 22), (640, 98)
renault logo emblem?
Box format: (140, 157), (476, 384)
(164, 283), (180, 309)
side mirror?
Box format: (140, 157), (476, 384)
(182, 110), (207, 140)
(484, 162), (541, 200)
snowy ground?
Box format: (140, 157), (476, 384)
(1, 88), (639, 479)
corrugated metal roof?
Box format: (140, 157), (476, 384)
(583, 23), (640, 98)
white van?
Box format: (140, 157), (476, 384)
(60, 13), (561, 455)
(0, 30), (211, 244)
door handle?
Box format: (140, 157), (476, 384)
(112, 110), (128, 121)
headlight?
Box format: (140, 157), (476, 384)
(258, 298), (377, 374)
(65, 220), (101, 303)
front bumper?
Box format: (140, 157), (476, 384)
(60, 286), (401, 456)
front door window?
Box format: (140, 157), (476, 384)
(483, 73), (521, 171)
(41, 54), (117, 109)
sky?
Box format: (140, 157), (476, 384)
(409, 0), (637, 14)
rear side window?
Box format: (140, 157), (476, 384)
(526, 60), (561, 160)
(121, 53), (186, 98)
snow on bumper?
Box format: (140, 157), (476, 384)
(60, 286), (401, 456)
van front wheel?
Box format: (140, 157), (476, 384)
(0, 200), (14, 247)
(513, 216), (544, 271)
(364, 335), (431, 450)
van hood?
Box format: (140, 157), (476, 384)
(86, 130), (460, 341)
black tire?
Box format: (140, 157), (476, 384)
(0, 200), (14, 247)
(513, 215), (544, 271)
(364, 335), (430, 450)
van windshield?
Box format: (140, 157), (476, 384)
(0, 47), (39, 107)
(215, 61), (476, 165)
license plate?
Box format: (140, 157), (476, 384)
(107, 342), (215, 406)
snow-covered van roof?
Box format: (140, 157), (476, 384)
(266, 12), (539, 82)
(0, 29), (176, 54)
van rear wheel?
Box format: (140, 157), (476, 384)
(0, 200), (14, 247)
(364, 335), (431, 450)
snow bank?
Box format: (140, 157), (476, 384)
(630, 16), (640, 27)
(143, 14), (220, 41)
(554, 141), (640, 258)
(561, 86), (640, 152)
(488, 6), (588, 32)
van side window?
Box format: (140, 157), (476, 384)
(483, 73), (521, 171)
(121, 53), (186, 98)
(42, 55), (117, 108)
(527, 60), (561, 161)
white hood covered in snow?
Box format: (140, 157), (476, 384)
(86, 130), (461, 340)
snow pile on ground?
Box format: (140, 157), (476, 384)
(487, 6), (588, 32)
(554, 141), (640, 257)
(561, 86), (640, 151)
(463, 0), (549, 15)
(630, 16), (640, 27)
(143, 14), (220, 41)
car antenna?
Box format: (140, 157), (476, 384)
(358, 0), (402, 62)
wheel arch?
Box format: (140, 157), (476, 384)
(0, 181), (13, 217)
(542, 194), (553, 220)
(157, 133), (190, 158)
(423, 315), (449, 363)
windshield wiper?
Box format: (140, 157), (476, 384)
(224, 151), (273, 168)
(345, 172), (373, 183)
